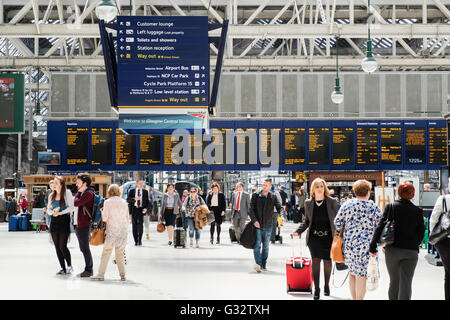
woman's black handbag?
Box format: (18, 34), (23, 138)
(378, 203), (395, 247)
(429, 197), (450, 245)
(240, 222), (256, 249)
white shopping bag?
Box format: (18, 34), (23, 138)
(366, 256), (379, 291)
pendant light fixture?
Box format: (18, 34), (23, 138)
(331, 37), (344, 104)
(361, 0), (377, 73)
(95, 0), (118, 22)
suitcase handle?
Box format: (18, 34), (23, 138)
(289, 233), (304, 268)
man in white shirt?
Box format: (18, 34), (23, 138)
(127, 180), (151, 246)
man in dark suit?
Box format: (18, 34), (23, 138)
(231, 182), (251, 242)
(127, 179), (151, 246)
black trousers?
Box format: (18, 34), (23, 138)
(132, 208), (144, 244)
(435, 237), (450, 300)
(75, 226), (93, 272)
(210, 207), (222, 240)
(51, 232), (71, 271)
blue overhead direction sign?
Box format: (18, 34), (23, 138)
(117, 16), (209, 110)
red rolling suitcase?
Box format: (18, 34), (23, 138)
(286, 236), (313, 294)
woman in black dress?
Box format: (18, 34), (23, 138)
(206, 182), (226, 245)
(292, 178), (339, 300)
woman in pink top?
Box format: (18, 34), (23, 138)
(92, 184), (130, 281)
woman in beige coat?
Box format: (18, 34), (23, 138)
(92, 184), (130, 281)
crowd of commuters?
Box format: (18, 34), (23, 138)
(1, 172), (448, 301)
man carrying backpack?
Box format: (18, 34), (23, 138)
(74, 173), (95, 278)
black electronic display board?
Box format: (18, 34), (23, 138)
(260, 128), (281, 166)
(357, 126), (378, 165)
(139, 135), (161, 165)
(236, 127), (258, 166)
(308, 127), (329, 165)
(116, 129), (136, 166)
(164, 135), (177, 166)
(380, 126), (402, 165)
(333, 127), (354, 166)
(211, 128), (226, 165)
(405, 127), (426, 165)
(284, 127), (306, 165)
(164, 134), (188, 166)
(67, 127), (88, 165)
(189, 134), (207, 165)
(429, 126), (447, 165)
(91, 128), (112, 166)
(47, 119), (448, 172)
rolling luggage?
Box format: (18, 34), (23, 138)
(173, 228), (186, 248)
(292, 209), (301, 223)
(286, 235), (313, 294)
(272, 215), (283, 244)
(9, 215), (19, 231)
(18, 216), (29, 231)
(175, 214), (183, 228)
(274, 227), (283, 244)
(229, 225), (238, 243)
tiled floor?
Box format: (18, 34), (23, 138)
(0, 221), (445, 300)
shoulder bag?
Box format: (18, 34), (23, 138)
(331, 227), (345, 264)
(429, 196), (450, 245)
(90, 220), (105, 246)
(240, 222), (257, 249)
(377, 203), (395, 247)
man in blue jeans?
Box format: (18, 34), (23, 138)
(249, 179), (283, 272)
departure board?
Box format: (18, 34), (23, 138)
(211, 128), (235, 165)
(405, 127), (426, 165)
(164, 134), (186, 165)
(66, 127), (88, 165)
(236, 128), (258, 165)
(357, 126), (378, 165)
(139, 135), (161, 165)
(211, 128), (225, 165)
(115, 129), (136, 166)
(333, 127), (354, 165)
(380, 127), (402, 164)
(284, 128), (306, 165)
(91, 128), (112, 166)
(308, 127), (329, 165)
(189, 134), (207, 165)
(260, 128), (281, 166)
(47, 119), (450, 171)
(429, 126), (447, 165)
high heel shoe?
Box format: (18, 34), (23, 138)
(314, 288), (320, 300)
(324, 285), (330, 296)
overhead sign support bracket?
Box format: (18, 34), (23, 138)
(208, 20), (229, 116)
(99, 20), (118, 111)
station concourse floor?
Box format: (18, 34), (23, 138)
(0, 221), (445, 300)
